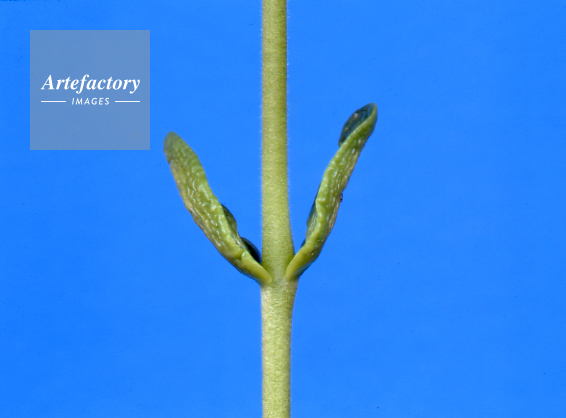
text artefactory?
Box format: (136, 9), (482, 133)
(41, 75), (141, 94)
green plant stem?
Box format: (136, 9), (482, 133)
(260, 281), (298, 418)
(261, 0), (296, 417)
(261, 0), (293, 276)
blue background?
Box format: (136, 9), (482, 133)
(1, 1), (565, 417)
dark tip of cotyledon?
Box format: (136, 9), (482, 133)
(242, 237), (261, 263)
(163, 131), (182, 162)
(221, 204), (261, 263)
(338, 103), (377, 146)
(163, 131), (178, 148)
(221, 203), (236, 223)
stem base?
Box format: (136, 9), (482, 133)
(261, 280), (298, 418)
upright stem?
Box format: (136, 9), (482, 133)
(261, 0), (296, 417)
(261, 0), (293, 276)
(260, 280), (298, 418)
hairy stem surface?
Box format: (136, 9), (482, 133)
(261, 0), (293, 276)
(261, 0), (295, 417)
(261, 280), (297, 418)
